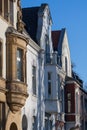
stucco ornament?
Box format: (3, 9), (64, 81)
(17, 0), (25, 33)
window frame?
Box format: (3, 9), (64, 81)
(0, 102), (5, 130)
(0, 0), (14, 24)
(32, 65), (36, 95)
(67, 93), (71, 113)
(0, 40), (3, 77)
(16, 48), (23, 82)
(48, 72), (52, 96)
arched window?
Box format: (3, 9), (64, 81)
(22, 115), (28, 130)
(10, 122), (17, 130)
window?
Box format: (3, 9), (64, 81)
(48, 72), (52, 96)
(17, 48), (23, 81)
(10, 0), (14, 25)
(76, 93), (78, 114)
(32, 116), (36, 130)
(4, 0), (9, 20)
(0, 102), (5, 130)
(0, 0), (14, 24)
(0, 42), (2, 76)
(85, 99), (87, 113)
(10, 123), (17, 130)
(57, 75), (61, 99)
(32, 66), (36, 95)
(65, 57), (68, 75)
(45, 113), (52, 130)
(22, 115), (28, 130)
(45, 35), (51, 63)
(67, 93), (71, 113)
(0, 1), (2, 15)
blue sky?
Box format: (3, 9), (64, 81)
(21, 0), (87, 87)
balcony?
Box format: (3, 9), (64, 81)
(45, 52), (61, 65)
(45, 99), (60, 113)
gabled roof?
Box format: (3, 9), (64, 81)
(52, 30), (61, 51)
(22, 4), (52, 44)
(22, 7), (39, 43)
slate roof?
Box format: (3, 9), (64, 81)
(52, 30), (61, 51)
(22, 7), (39, 43)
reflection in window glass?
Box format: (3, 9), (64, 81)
(17, 48), (23, 81)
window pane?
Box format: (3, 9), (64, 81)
(10, 0), (14, 25)
(68, 100), (71, 113)
(17, 48), (23, 81)
(48, 72), (51, 80)
(48, 82), (51, 95)
(48, 72), (52, 96)
(0, 43), (2, 76)
(57, 75), (60, 99)
(4, 0), (8, 20)
(0, 102), (5, 130)
(32, 116), (36, 130)
(0, 0), (2, 15)
(67, 93), (71, 100)
(32, 66), (36, 95)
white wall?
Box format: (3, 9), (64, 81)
(22, 41), (40, 130)
(61, 31), (72, 77)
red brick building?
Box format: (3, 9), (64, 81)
(65, 75), (87, 130)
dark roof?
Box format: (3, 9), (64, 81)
(52, 30), (61, 51)
(22, 7), (39, 42)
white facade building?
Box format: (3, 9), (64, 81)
(22, 3), (72, 130)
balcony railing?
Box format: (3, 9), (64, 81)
(45, 52), (61, 65)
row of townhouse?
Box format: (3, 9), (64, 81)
(0, 1), (87, 130)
